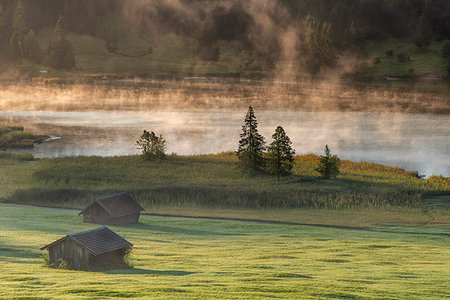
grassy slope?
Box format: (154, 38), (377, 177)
(361, 39), (448, 78)
(24, 23), (447, 79)
(32, 27), (247, 77)
(1, 153), (448, 215)
(0, 205), (449, 299)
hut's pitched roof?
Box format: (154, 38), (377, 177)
(41, 226), (133, 256)
(79, 192), (145, 217)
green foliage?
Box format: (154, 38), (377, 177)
(96, 13), (122, 52)
(0, 125), (23, 135)
(303, 15), (334, 73)
(8, 0), (27, 60)
(23, 29), (43, 63)
(0, 152), (34, 161)
(136, 130), (166, 160)
(42, 252), (51, 267)
(427, 175), (450, 189)
(43, 254), (72, 269)
(414, 18), (433, 50)
(442, 40), (450, 62)
(122, 247), (133, 268)
(236, 106), (265, 172)
(56, 258), (72, 270)
(47, 15), (75, 70)
(265, 126), (295, 180)
(364, 39), (449, 78)
(315, 145), (341, 179)
(2, 153), (448, 210)
(0, 125), (34, 147)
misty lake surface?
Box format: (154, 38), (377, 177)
(0, 80), (449, 176)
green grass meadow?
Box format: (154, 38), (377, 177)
(1, 153), (448, 211)
(18, 23), (447, 80)
(362, 39), (448, 78)
(0, 205), (449, 299)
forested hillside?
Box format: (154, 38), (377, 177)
(0, 0), (449, 79)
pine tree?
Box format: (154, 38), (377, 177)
(236, 106), (265, 172)
(23, 29), (43, 63)
(303, 15), (334, 73)
(315, 144), (341, 179)
(136, 130), (166, 160)
(265, 126), (295, 180)
(0, 4), (8, 56)
(9, 0), (28, 60)
(414, 17), (432, 50)
(47, 15), (75, 70)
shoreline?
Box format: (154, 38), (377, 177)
(2, 71), (450, 85)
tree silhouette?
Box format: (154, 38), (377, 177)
(236, 106), (265, 172)
(136, 130), (166, 160)
(23, 29), (43, 62)
(9, 0), (28, 60)
(47, 15), (75, 70)
(266, 126), (295, 180)
(316, 144), (341, 179)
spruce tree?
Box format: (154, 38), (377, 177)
(0, 4), (8, 56)
(47, 15), (75, 70)
(266, 126), (295, 180)
(23, 29), (43, 63)
(9, 0), (28, 60)
(236, 106), (265, 171)
(315, 144), (341, 179)
(414, 17), (433, 50)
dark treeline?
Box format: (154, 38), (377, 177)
(0, 0), (449, 71)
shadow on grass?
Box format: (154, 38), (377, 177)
(104, 268), (198, 276)
(0, 244), (42, 260)
(130, 222), (246, 236)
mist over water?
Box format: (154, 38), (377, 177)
(0, 81), (449, 176)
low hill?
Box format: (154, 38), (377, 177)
(16, 27), (448, 81)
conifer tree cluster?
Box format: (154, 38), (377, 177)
(237, 106), (295, 178)
(9, 0), (43, 63)
(237, 106), (339, 180)
(47, 15), (75, 70)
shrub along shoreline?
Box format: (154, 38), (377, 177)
(0, 125), (48, 149)
(1, 152), (448, 210)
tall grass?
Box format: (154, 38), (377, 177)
(0, 125), (35, 147)
(2, 153), (448, 209)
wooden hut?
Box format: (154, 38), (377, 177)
(79, 192), (145, 225)
(41, 226), (132, 270)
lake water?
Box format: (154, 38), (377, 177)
(0, 80), (449, 176)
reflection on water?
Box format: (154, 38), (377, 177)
(0, 109), (448, 176)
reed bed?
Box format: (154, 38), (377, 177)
(0, 125), (35, 147)
(1, 153), (448, 209)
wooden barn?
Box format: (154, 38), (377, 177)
(79, 192), (145, 225)
(41, 226), (132, 270)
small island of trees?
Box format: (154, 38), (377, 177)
(237, 106), (340, 180)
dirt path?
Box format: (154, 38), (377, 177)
(1, 203), (448, 237)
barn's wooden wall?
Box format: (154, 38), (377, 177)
(48, 239), (91, 269)
(92, 249), (124, 266)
